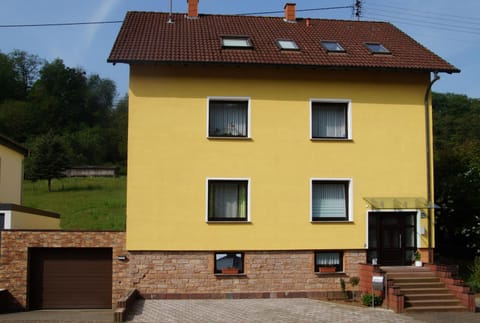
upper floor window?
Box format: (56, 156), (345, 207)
(0, 213), (4, 230)
(311, 100), (351, 139)
(207, 179), (249, 222)
(208, 98), (249, 138)
(311, 179), (352, 222)
(365, 43), (390, 54)
(321, 41), (345, 53)
(221, 37), (252, 49)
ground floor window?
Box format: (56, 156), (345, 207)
(215, 252), (244, 274)
(208, 179), (249, 221)
(315, 251), (343, 273)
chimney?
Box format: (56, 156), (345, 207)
(187, 0), (199, 18)
(284, 3), (296, 22)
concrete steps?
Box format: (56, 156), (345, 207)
(382, 266), (468, 312)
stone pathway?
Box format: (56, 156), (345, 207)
(126, 298), (423, 322)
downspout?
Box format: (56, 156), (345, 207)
(424, 71), (440, 264)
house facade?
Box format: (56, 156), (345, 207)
(0, 134), (60, 230)
(108, 1), (458, 297)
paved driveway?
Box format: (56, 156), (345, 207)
(126, 298), (421, 322)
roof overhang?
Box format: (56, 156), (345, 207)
(364, 197), (439, 210)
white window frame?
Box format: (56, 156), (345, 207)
(221, 37), (253, 48)
(310, 99), (352, 140)
(207, 97), (251, 139)
(276, 39), (300, 50)
(310, 178), (353, 222)
(206, 178), (251, 223)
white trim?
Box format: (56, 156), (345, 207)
(309, 99), (352, 140)
(206, 177), (251, 223)
(0, 211), (12, 229)
(310, 178), (353, 222)
(206, 96), (251, 139)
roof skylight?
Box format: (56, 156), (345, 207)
(221, 37), (252, 48)
(277, 39), (299, 50)
(365, 43), (390, 54)
(321, 41), (345, 53)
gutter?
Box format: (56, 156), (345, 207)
(424, 71), (440, 264)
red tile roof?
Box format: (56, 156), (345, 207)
(108, 12), (459, 73)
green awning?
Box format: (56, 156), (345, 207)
(364, 197), (439, 209)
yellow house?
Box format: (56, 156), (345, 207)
(0, 134), (60, 230)
(109, 1), (458, 296)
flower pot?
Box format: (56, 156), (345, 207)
(414, 260), (423, 267)
(319, 266), (336, 273)
(221, 268), (239, 274)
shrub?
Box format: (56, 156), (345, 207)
(361, 293), (383, 307)
(340, 278), (347, 299)
(467, 256), (480, 292)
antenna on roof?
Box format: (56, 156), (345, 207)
(167, 0), (174, 23)
(354, 0), (363, 20)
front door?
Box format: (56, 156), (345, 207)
(368, 212), (417, 266)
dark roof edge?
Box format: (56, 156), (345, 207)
(106, 59), (460, 74)
(0, 134), (29, 157)
(0, 203), (60, 219)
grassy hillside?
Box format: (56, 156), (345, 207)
(22, 177), (126, 230)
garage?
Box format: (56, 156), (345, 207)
(28, 248), (112, 309)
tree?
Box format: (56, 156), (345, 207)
(0, 51), (22, 101)
(25, 131), (71, 192)
(8, 49), (44, 98)
(29, 58), (88, 131)
(433, 92), (480, 259)
(85, 74), (116, 127)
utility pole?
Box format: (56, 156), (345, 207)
(354, 0), (363, 20)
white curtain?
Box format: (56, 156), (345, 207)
(210, 181), (247, 219)
(312, 103), (346, 138)
(312, 182), (346, 218)
(316, 252), (340, 266)
(209, 101), (247, 137)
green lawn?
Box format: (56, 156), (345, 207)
(23, 176), (126, 230)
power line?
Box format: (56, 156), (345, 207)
(0, 20), (122, 28)
(0, 6), (354, 28)
(237, 6), (353, 16)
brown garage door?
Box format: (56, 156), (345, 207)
(28, 248), (112, 309)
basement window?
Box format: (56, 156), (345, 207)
(321, 41), (345, 53)
(277, 39), (299, 50)
(315, 251), (343, 273)
(215, 252), (244, 274)
(221, 37), (253, 48)
(365, 43), (390, 54)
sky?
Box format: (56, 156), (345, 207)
(1, 0), (479, 102)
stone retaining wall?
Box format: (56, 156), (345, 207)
(129, 250), (366, 298)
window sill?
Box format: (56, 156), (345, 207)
(315, 272), (347, 277)
(207, 221), (251, 224)
(311, 220), (353, 224)
(208, 136), (252, 140)
(310, 138), (353, 142)
(215, 273), (247, 277)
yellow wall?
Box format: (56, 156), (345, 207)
(0, 145), (24, 204)
(8, 210), (60, 229)
(126, 64), (432, 251)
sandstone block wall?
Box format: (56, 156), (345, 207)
(129, 250), (366, 298)
(0, 231), (127, 310)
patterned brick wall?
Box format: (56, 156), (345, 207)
(129, 250), (366, 298)
(0, 230), (367, 309)
(0, 230), (128, 310)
